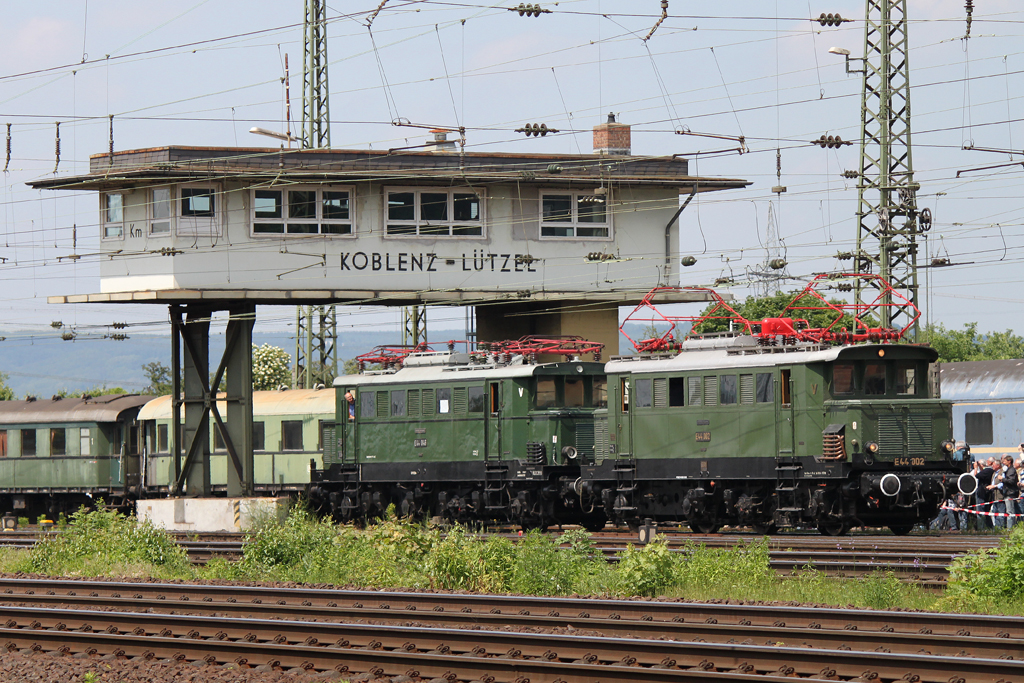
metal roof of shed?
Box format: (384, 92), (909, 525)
(0, 394), (152, 425)
(940, 359), (1024, 401)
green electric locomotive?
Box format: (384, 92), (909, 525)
(580, 277), (975, 535)
(309, 339), (607, 529)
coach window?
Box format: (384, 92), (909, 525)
(592, 377), (608, 408)
(157, 424), (169, 453)
(635, 379), (653, 408)
(964, 412), (993, 445)
(536, 379), (557, 409)
(80, 428), (91, 456)
(51, 428), (66, 456)
(864, 363), (886, 395)
(755, 373), (774, 403)
(21, 429), (36, 456)
(565, 378), (585, 407)
(437, 388), (452, 414)
(668, 377), (685, 407)
(896, 362), (917, 395)
(832, 364), (855, 395)
(282, 421), (303, 451)
(719, 375), (737, 405)
(360, 391), (376, 418)
(213, 428), (226, 452)
(253, 422), (266, 451)
(0, 430), (6, 457)
(468, 386), (486, 413)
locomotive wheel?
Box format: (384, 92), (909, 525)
(688, 519), (721, 534)
(751, 521), (778, 535)
(817, 520), (849, 536)
(888, 523), (914, 536)
(580, 514), (607, 533)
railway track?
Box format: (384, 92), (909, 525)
(0, 578), (1019, 682)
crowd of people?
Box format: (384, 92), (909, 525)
(931, 444), (1023, 531)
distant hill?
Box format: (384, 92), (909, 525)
(0, 322), (686, 397)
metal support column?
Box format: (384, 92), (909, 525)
(224, 306), (255, 496)
(294, 305), (337, 389)
(853, 0), (924, 338)
(178, 306), (212, 497)
(402, 305), (427, 347)
(302, 0), (330, 149)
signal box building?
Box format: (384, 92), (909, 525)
(29, 119), (750, 501)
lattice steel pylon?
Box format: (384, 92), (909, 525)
(402, 305), (427, 347)
(852, 0), (926, 340)
(293, 0), (336, 387)
(301, 0), (330, 149)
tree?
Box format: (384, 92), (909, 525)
(921, 323), (1024, 363)
(142, 361), (173, 395)
(252, 344), (291, 390)
(0, 372), (14, 401)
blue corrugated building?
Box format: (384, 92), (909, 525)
(940, 359), (1024, 459)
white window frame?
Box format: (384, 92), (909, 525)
(383, 186), (485, 239)
(148, 186), (174, 236)
(176, 183), (222, 237)
(100, 192), (124, 240)
(250, 184), (355, 237)
(539, 190), (612, 240)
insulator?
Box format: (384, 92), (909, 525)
(546, 164), (562, 174)
(818, 12), (845, 26)
(681, 256), (697, 266)
(836, 251), (853, 260)
(50, 321), (63, 329)
(60, 332), (75, 341)
(3, 123), (10, 173)
(835, 283), (853, 292)
(931, 257), (950, 267)
(109, 334), (128, 341)
(112, 322), (128, 329)
(515, 3), (547, 17)
(768, 258), (787, 270)
(841, 170), (859, 179)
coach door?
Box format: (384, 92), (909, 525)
(776, 369), (796, 457)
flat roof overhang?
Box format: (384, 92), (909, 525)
(28, 145), (751, 193)
(47, 288), (729, 307)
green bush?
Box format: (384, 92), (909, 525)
(615, 536), (675, 597)
(861, 570), (904, 610)
(946, 525), (1024, 601)
(29, 507), (189, 577)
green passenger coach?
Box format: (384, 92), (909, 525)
(0, 394), (151, 519)
(310, 347), (607, 529)
(139, 389), (333, 495)
(581, 334), (973, 535)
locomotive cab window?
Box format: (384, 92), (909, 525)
(832, 364), (855, 395)
(621, 378), (630, 412)
(755, 373), (774, 403)
(780, 369), (792, 406)
(634, 379), (653, 408)
(719, 375), (737, 405)
(392, 390), (407, 417)
(564, 378), (584, 407)
(437, 388), (451, 414)
(896, 362), (917, 395)
(490, 383), (500, 414)
(669, 377), (685, 407)
(536, 379), (557, 409)
(593, 377), (608, 408)
(360, 391), (376, 418)
(864, 363), (886, 395)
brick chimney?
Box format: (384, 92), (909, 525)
(592, 113), (631, 155)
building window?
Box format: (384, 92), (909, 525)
(281, 420), (303, 451)
(384, 188), (483, 237)
(102, 193), (124, 239)
(51, 428), (66, 456)
(150, 187), (173, 235)
(21, 429), (36, 456)
(540, 191), (610, 238)
(251, 186), (353, 236)
(964, 412), (993, 445)
(177, 185), (220, 236)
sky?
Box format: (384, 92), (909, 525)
(0, 0), (1023, 351)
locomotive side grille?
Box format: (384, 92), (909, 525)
(908, 413), (933, 457)
(321, 423), (337, 465)
(595, 417), (609, 456)
(877, 414), (905, 456)
(576, 422), (595, 459)
(453, 387), (468, 413)
(653, 378), (667, 408)
(703, 376), (718, 406)
(739, 374), (754, 405)
(421, 388), (435, 416)
(377, 391), (389, 418)
(407, 389), (420, 416)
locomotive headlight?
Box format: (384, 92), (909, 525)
(941, 440), (955, 453)
(865, 441), (879, 454)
